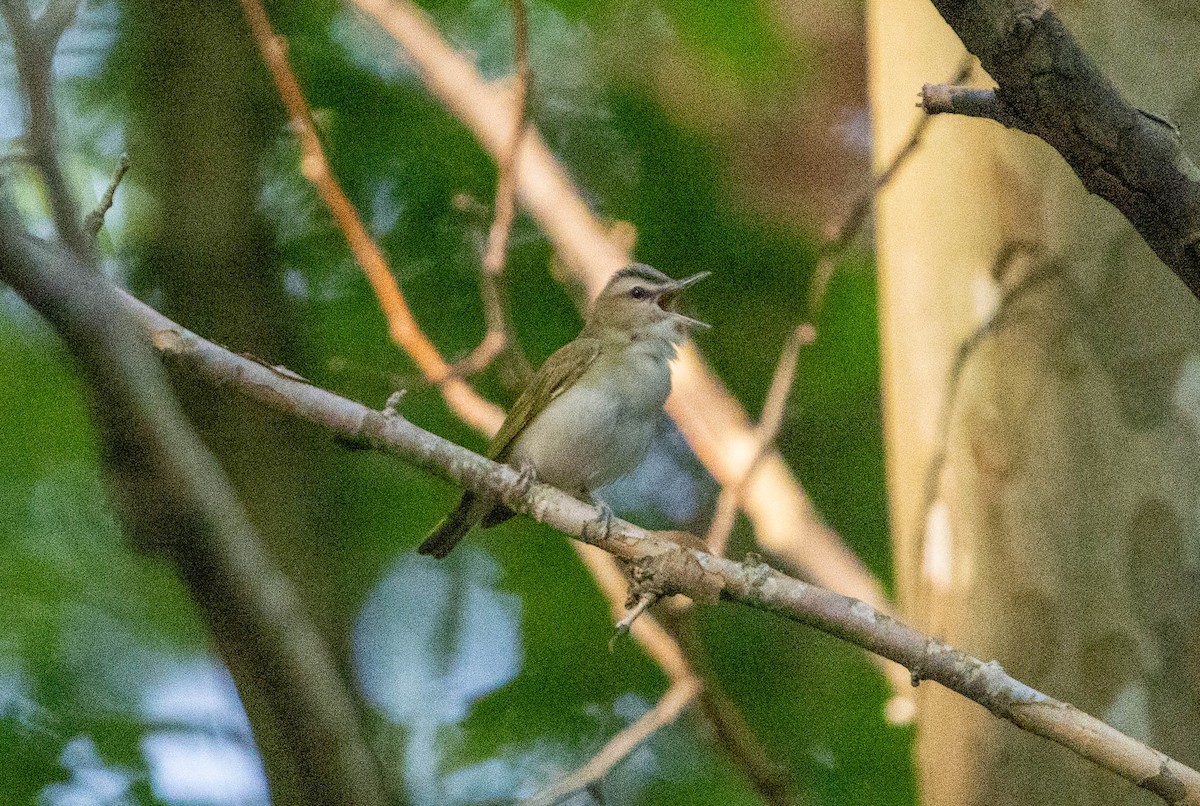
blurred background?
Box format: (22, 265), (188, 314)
(6, 0), (1200, 804)
(1, 1), (900, 804)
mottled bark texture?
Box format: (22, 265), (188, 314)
(868, 0), (1200, 803)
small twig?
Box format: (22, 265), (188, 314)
(920, 84), (1023, 129)
(382, 389), (406, 417)
(612, 591), (656, 641)
(913, 241), (1052, 619)
(2, 0), (88, 258)
(807, 56), (974, 319)
(520, 676), (702, 806)
(238, 0), (504, 435)
(706, 324), (812, 556)
(456, 0), (533, 385)
(82, 153), (130, 240)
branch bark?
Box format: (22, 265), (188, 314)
(1, 0), (89, 259)
(922, 0), (1200, 297)
(0, 214), (391, 806)
(51, 263), (1200, 805)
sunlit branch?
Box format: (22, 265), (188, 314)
(238, 0), (504, 435)
(520, 676), (701, 806)
(60, 269), (1200, 806)
(456, 0), (533, 385)
(922, 0), (1200, 297)
(348, 0), (895, 667)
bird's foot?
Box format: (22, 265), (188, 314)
(584, 497), (614, 543)
(512, 461), (538, 497)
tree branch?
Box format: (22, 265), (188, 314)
(52, 266), (1200, 804)
(520, 676), (701, 806)
(238, 0), (504, 435)
(458, 0), (533, 385)
(922, 0), (1200, 297)
(348, 0), (896, 659)
(1, 0), (88, 258)
(0, 214), (391, 806)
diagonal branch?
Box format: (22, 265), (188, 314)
(705, 324), (811, 556)
(1, 0), (88, 258)
(69, 268), (1200, 806)
(238, 0), (504, 435)
(520, 675), (701, 806)
(456, 0), (533, 384)
(921, 0), (1200, 297)
(0, 213), (390, 806)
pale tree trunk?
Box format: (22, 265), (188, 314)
(867, 1), (1200, 803)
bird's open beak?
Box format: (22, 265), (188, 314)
(656, 271), (711, 330)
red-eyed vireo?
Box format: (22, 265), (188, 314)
(418, 264), (710, 558)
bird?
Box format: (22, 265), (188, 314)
(418, 263), (710, 558)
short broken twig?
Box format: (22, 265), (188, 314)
(920, 84), (1023, 129)
(82, 153), (130, 240)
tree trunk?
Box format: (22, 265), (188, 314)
(867, 1), (1200, 803)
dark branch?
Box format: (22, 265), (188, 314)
(923, 0), (1200, 297)
(0, 210), (390, 806)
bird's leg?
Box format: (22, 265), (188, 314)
(582, 491), (614, 543)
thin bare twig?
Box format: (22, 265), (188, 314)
(706, 324), (813, 556)
(520, 676), (701, 806)
(1, 0), (88, 258)
(807, 55), (973, 319)
(82, 153), (129, 240)
(913, 241), (1053, 618)
(89, 279), (1200, 805)
(456, 0), (533, 385)
(238, 0), (504, 435)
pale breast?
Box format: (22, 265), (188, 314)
(508, 344), (672, 495)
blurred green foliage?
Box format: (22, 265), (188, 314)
(1, 0), (913, 803)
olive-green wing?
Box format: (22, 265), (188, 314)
(488, 337), (601, 461)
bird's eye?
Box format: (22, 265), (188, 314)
(629, 286), (648, 300)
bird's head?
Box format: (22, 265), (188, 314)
(585, 264), (710, 343)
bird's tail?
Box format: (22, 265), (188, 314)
(418, 492), (493, 558)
